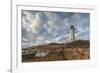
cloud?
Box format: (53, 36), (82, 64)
(30, 12), (43, 33)
(22, 11), (90, 48)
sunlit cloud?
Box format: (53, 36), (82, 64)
(30, 12), (43, 33)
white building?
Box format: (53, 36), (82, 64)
(69, 25), (75, 42)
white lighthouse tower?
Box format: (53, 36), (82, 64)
(69, 25), (75, 42)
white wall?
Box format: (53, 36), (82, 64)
(0, 0), (100, 73)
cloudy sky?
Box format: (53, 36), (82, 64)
(22, 10), (90, 48)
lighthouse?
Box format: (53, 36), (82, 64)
(69, 25), (75, 42)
